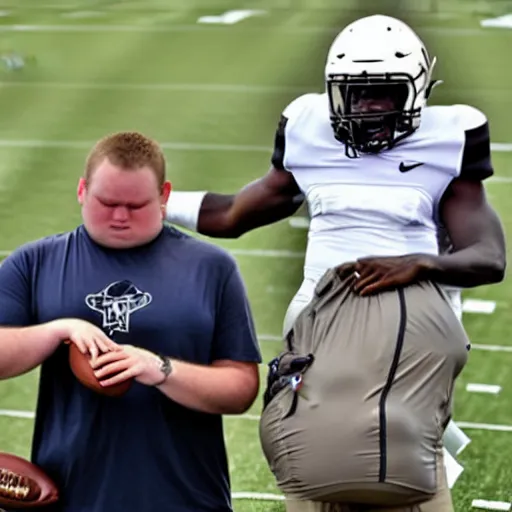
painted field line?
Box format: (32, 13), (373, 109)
(2, 82), (512, 102)
(232, 492), (284, 501)
(491, 143), (512, 152)
(0, 139), (270, 153)
(289, 217), (310, 229)
(466, 383), (502, 395)
(237, 415), (512, 433)
(462, 299), (497, 314)
(0, 408), (34, 419)
(0, 139), (508, 155)
(470, 344), (512, 353)
(258, 334), (512, 352)
(258, 334), (282, 341)
(230, 249), (304, 258)
(0, 24), (216, 33)
(481, 13), (512, 29)
(61, 11), (105, 19)
(236, 417), (512, 432)
(454, 422), (512, 432)
(197, 9), (266, 25)
(2, 409), (512, 433)
(489, 176), (512, 183)
(0, 24), (486, 36)
(472, 499), (511, 511)
(0, 81), (307, 94)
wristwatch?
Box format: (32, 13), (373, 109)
(155, 354), (173, 385)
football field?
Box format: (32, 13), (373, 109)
(0, 1), (511, 510)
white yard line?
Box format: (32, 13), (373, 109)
(1, 82), (512, 105)
(232, 492), (284, 501)
(457, 422), (512, 433)
(471, 499), (511, 511)
(230, 249), (304, 258)
(466, 383), (502, 395)
(470, 344), (512, 353)
(0, 139), (270, 152)
(2, 408), (511, 434)
(0, 81), (308, 94)
(0, 24), (487, 36)
(462, 299), (497, 315)
(0, 408), (34, 419)
(258, 334), (512, 352)
(0, 139), (508, 156)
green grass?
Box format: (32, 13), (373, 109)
(0, 1), (511, 510)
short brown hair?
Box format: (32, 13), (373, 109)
(85, 132), (166, 187)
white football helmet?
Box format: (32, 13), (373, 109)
(324, 14), (440, 157)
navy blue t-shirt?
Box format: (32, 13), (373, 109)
(0, 225), (261, 512)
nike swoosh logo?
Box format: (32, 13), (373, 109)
(399, 162), (424, 172)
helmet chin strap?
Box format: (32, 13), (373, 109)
(345, 143), (359, 159)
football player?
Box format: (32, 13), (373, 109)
(165, 14), (505, 512)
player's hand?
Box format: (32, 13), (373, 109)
(90, 345), (164, 387)
(49, 318), (120, 360)
(337, 254), (433, 296)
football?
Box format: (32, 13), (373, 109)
(68, 343), (132, 397)
(0, 452), (59, 508)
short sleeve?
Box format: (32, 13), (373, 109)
(270, 93), (317, 172)
(211, 263), (261, 363)
(0, 250), (34, 326)
(458, 105), (493, 181)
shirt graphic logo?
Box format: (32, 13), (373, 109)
(85, 280), (152, 335)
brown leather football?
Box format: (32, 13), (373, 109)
(0, 452), (59, 508)
(68, 343), (132, 397)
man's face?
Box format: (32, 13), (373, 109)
(348, 84), (405, 143)
(350, 85), (406, 114)
(78, 157), (171, 249)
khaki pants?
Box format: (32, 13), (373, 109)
(285, 453), (453, 512)
(282, 278), (469, 466)
(260, 270), (468, 509)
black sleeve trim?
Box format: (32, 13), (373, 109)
(460, 121), (493, 180)
(270, 115), (288, 171)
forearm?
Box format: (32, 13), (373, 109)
(0, 322), (62, 379)
(423, 244), (505, 287)
(156, 359), (259, 415)
(165, 171), (303, 238)
(166, 191), (240, 238)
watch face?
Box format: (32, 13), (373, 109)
(161, 356), (172, 376)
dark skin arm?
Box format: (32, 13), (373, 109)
(197, 167), (304, 238)
(342, 178), (506, 296)
(425, 178), (506, 285)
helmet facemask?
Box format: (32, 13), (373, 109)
(327, 72), (426, 158)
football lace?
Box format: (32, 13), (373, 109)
(0, 468), (32, 500)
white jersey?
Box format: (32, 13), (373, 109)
(271, 93), (492, 287)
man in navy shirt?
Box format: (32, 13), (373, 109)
(0, 132), (261, 512)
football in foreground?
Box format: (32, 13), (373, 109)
(68, 343), (132, 397)
(0, 452), (59, 508)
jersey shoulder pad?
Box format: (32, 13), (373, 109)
(452, 103), (488, 131)
(271, 93), (322, 172)
(282, 93), (320, 121)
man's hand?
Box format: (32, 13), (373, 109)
(91, 345), (164, 387)
(338, 254), (433, 296)
(51, 318), (120, 360)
